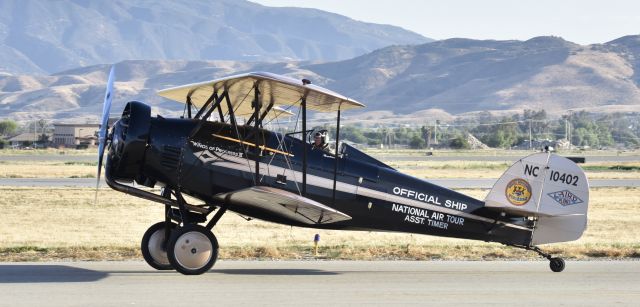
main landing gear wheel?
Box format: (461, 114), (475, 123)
(167, 224), (219, 275)
(141, 221), (177, 270)
(549, 257), (565, 273)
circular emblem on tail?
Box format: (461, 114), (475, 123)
(505, 178), (532, 206)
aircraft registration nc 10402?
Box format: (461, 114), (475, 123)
(96, 67), (589, 275)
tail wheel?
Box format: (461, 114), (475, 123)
(141, 221), (177, 270)
(549, 257), (565, 272)
(167, 224), (219, 275)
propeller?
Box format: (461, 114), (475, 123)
(96, 66), (115, 201)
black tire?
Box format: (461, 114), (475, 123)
(549, 257), (565, 272)
(167, 224), (219, 275)
(141, 221), (177, 270)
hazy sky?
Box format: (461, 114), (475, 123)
(251, 0), (640, 45)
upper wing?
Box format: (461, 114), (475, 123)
(213, 186), (351, 225)
(233, 105), (294, 122)
(157, 71), (365, 113)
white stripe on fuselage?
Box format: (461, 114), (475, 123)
(194, 150), (531, 231)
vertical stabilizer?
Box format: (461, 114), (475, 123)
(485, 153), (589, 244)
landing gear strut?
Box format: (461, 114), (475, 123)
(140, 188), (229, 275)
(509, 244), (565, 272)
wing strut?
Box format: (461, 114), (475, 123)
(194, 91), (218, 119)
(331, 104), (342, 205)
(301, 97), (307, 196)
(187, 91), (223, 139)
(258, 101), (275, 125)
(186, 96), (192, 118)
(253, 82), (261, 185)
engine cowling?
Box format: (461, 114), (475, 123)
(107, 101), (151, 181)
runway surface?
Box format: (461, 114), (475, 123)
(0, 177), (636, 188)
(0, 261), (637, 306)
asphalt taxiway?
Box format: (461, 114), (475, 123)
(0, 261), (637, 306)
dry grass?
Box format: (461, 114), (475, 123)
(1, 159), (637, 179)
(0, 246), (140, 262)
(367, 148), (640, 158)
(0, 187), (638, 261)
(367, 149), (537, 157)
(386, 160), (640, 179)
(0, 161), (96, 178)
(0, 148), (96, 155)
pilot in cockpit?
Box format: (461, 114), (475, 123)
(312, 131), (329, 151)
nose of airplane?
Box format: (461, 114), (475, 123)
(106, 101), (151, 181)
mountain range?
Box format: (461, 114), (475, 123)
(2, 35), (640, 122)
(311, 35), (640, 114)
(0, 0), (639, 123)
(0, 0), (429, 75)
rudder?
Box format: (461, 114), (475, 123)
(484, 152), (589, 244)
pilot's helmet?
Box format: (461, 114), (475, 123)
(314, 130), (328, 144)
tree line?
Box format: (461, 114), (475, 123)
(312, 110), (639, 150)
(1, 110), (639, 150)
(0, 119), (50, 148)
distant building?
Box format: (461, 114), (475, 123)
(7, 132), (51, 148)
(53, 123), (100, 147)
(7, 132), (39, 148)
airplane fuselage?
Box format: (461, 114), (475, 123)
(101, 71), (577, 274)
(106, 102), (533, 247)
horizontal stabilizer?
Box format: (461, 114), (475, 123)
(214, 186), (351, 225)
(531, 215), (587, 245)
